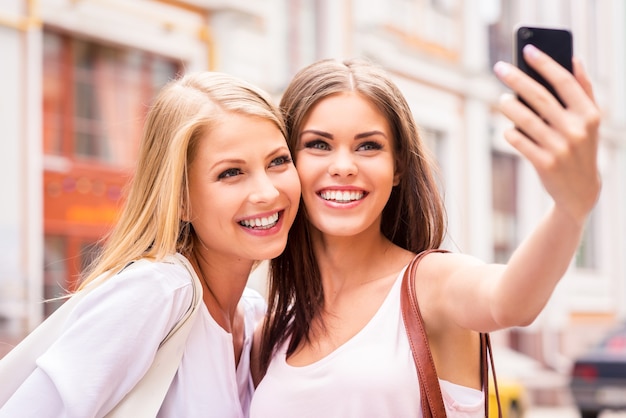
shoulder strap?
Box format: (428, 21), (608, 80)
(400, 249), (502, 418)
(400, 249), (448, 418)
(482, 333), (503, 417)
(105, 253), (203, 417)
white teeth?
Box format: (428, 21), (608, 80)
(239, 212), (279, 229)
(320, 190), (364, 203)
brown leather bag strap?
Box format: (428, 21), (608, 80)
(400, 249), (447, 417)
(401, 249), (503, 418)
(481, 333), (489, 417)
(482, 333), (503, 417)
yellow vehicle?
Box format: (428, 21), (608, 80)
(489, 377), (527, 418)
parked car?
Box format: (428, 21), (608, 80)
(489, 346), (533, 418)
(489, 377), (526, 418)
(570, 324), (626, 418)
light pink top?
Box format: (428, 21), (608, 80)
(250, 265), (485, 418)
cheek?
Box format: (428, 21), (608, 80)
(283, 169), (302, 201)
(294, 157), (319, 190)
(188, 183), (229, 220)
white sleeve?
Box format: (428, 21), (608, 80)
(0, 260), (193, 418)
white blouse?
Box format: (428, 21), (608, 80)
(0, 255), (266, 418)
(250, 265), (484, 418)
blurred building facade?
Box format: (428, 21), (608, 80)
(1, 0), (625, 375)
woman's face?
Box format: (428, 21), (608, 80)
(295, 92), (398, 238)
(186, 112), (300, 263)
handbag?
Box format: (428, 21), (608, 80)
(400, 249), (502, 418)
(0, 253), (203, 417)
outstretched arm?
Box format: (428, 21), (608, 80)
(430, 45), (601, 333)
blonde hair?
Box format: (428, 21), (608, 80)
(78, 72), (285, 290)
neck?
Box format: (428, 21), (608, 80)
(311, 227), (404, 287)
(189, 248), (253, 332)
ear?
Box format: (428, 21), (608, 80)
(393, 160), (403, 186)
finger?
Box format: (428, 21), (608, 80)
(493, 60), (566, 129)
(572, 57), (596, 103)
(497, 90), (558, 149)
(502, 126), (547, 169)
(522, 45), (593, 113)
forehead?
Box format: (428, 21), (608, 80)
(302, 92), (391, 135)
(194, 112), (284, 159)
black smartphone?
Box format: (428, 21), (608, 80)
(514, 26), (573, 110)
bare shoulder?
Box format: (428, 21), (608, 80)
(413, 251), (485, 388)
(415, 250), (484, 283)
(413, 251), (485, 327)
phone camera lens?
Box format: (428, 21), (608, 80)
(520, 28), (533, 40)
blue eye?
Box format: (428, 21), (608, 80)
(358, 141), (383, 151)
(270, 155), (293, 167)
(218, 168), (242, 179)
(304, 140), (330, 151)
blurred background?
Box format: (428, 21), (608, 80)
(0, 0), (625, 415)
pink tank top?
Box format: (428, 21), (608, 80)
(250, 266), (485, 418)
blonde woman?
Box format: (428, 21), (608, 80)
(1, 72), (300, 417)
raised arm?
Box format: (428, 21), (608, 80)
(429, 45), (601, 333)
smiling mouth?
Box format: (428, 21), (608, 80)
(239, 212), (280, 230)
(319, 190), (366, 203)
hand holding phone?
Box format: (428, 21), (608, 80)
(514, 26), (573, 111)
(498, 26), (601, 225)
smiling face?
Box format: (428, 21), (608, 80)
(186, 112), (300, 263)
(295, 92), (398, 238)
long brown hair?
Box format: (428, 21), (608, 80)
(79, 72), (285, 290)
(259, 58), (446, 371)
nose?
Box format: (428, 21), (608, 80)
(249, 173), (280, 203)
(328, 148), (357, 177)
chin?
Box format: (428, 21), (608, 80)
(256, 242), (289, 260)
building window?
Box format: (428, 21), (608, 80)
(576, 207), (599, 270)
(487, 0), (519, 68)
(420, 127), (447, 189)
(287, 0), (319, 74)
(42, 30), (181, 316)
(43, 236), (68, 317)
(43, 30), (181, 167)
(43, 33), (65, 156)
(387, 0), (462, 53)
(492, 151), (518, 263)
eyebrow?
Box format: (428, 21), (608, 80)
(209, 158), (245, 171)
(208, 145), (289, 171)
(300, 129), (388, 140)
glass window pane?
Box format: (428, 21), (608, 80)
(43, 236), (68, 317)
(62, 35), (180, 166)
(576, 207), (598, 269)
(75, 79), (98, 119)
(492, 151), (518, 263)
(43, 32), (65, 155)
(80, 241), (103, 273)
(152, 57), (179, 91)
(74, 130), (99, 158)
